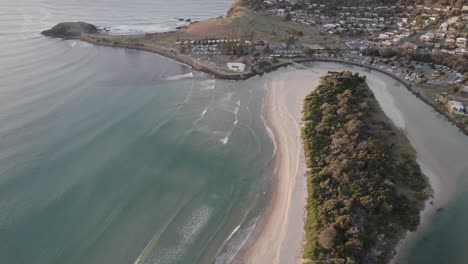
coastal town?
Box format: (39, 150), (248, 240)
(170, 0), (468, 129)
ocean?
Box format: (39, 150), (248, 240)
(1, 1), (468, 264)
(0, 1), (275, 263)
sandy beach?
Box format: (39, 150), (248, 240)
(242, 63), (468, 264)
(243, 69), (321, 264)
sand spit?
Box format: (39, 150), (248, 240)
(243, 70), (320, 264)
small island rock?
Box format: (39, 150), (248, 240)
(41, 22), (99, 39)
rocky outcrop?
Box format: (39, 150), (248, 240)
(41, 22), (99, 39)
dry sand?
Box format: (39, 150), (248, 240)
(243, 70), (321, 264)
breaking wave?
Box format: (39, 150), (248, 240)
(194, 107), (209, 124)
(136, 206), (213, 264)
(201, 85), (215, 91)
(219, 133), (230, 145)
(200, 79), (216, 86)
(226, 225), (240, 242)
(214, 216), (261, 264)
(166, 72), (194, 81)
(261, 97), (277, 159)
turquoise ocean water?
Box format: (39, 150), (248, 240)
(0, 1), (275, 263)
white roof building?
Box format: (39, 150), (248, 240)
(420, 33), (435, 41)
(456, 37), (467, 47)
(448, 100), (465, 114)
(227, 62), (246, 73)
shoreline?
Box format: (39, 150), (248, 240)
(240, 65), (448, 264)
(63, 35), (468, 137)
(242, 70), (320, 264)
(48, 33), (465, 262)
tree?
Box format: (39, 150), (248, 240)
(318, 226), (337, 249)
(179, 42), (186, 53)
(303, 47), (315, 57)
(283, 35), (296, 49)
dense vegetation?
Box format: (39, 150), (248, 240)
(301, 72), (431, 264)
(362, 48), (468, 73)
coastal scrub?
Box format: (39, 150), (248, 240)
(301, 71), (431, 263)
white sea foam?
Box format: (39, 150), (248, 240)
(68, 41), (93, 48)
(226, 225), (241, 241)
(201, 108), (208, 118)
(200, 79), (216, 86)
(261, 97), (277, 158)
(194, 107), (209, 124)
(233, 101), (240, 125)
(200, 85), (215, 91)
(140, 206), (213, 264)
(219, 134), (230, 145)
(179, 205), (213, 243)
(166, 72), (194, 81)
(214, 217), (261, 264)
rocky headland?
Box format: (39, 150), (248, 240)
(41, 22), (99, 39)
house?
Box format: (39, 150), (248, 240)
(436, 93), (449, 104)
(447, 16), (459, 25)
(420, 33), (435, 42)
(456, 37), (467, 48)
(455, 48), (466, 55)
(435, 32), (445, 40)
(401, 41), (418, 50)
(460, 85), (468, 94)
(448, 100), (465, 114)
(227, 62), (246, 72)
(445, 38), (455, 48)
(378, 33), (390, 40)
(440, 22), (448, 31)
